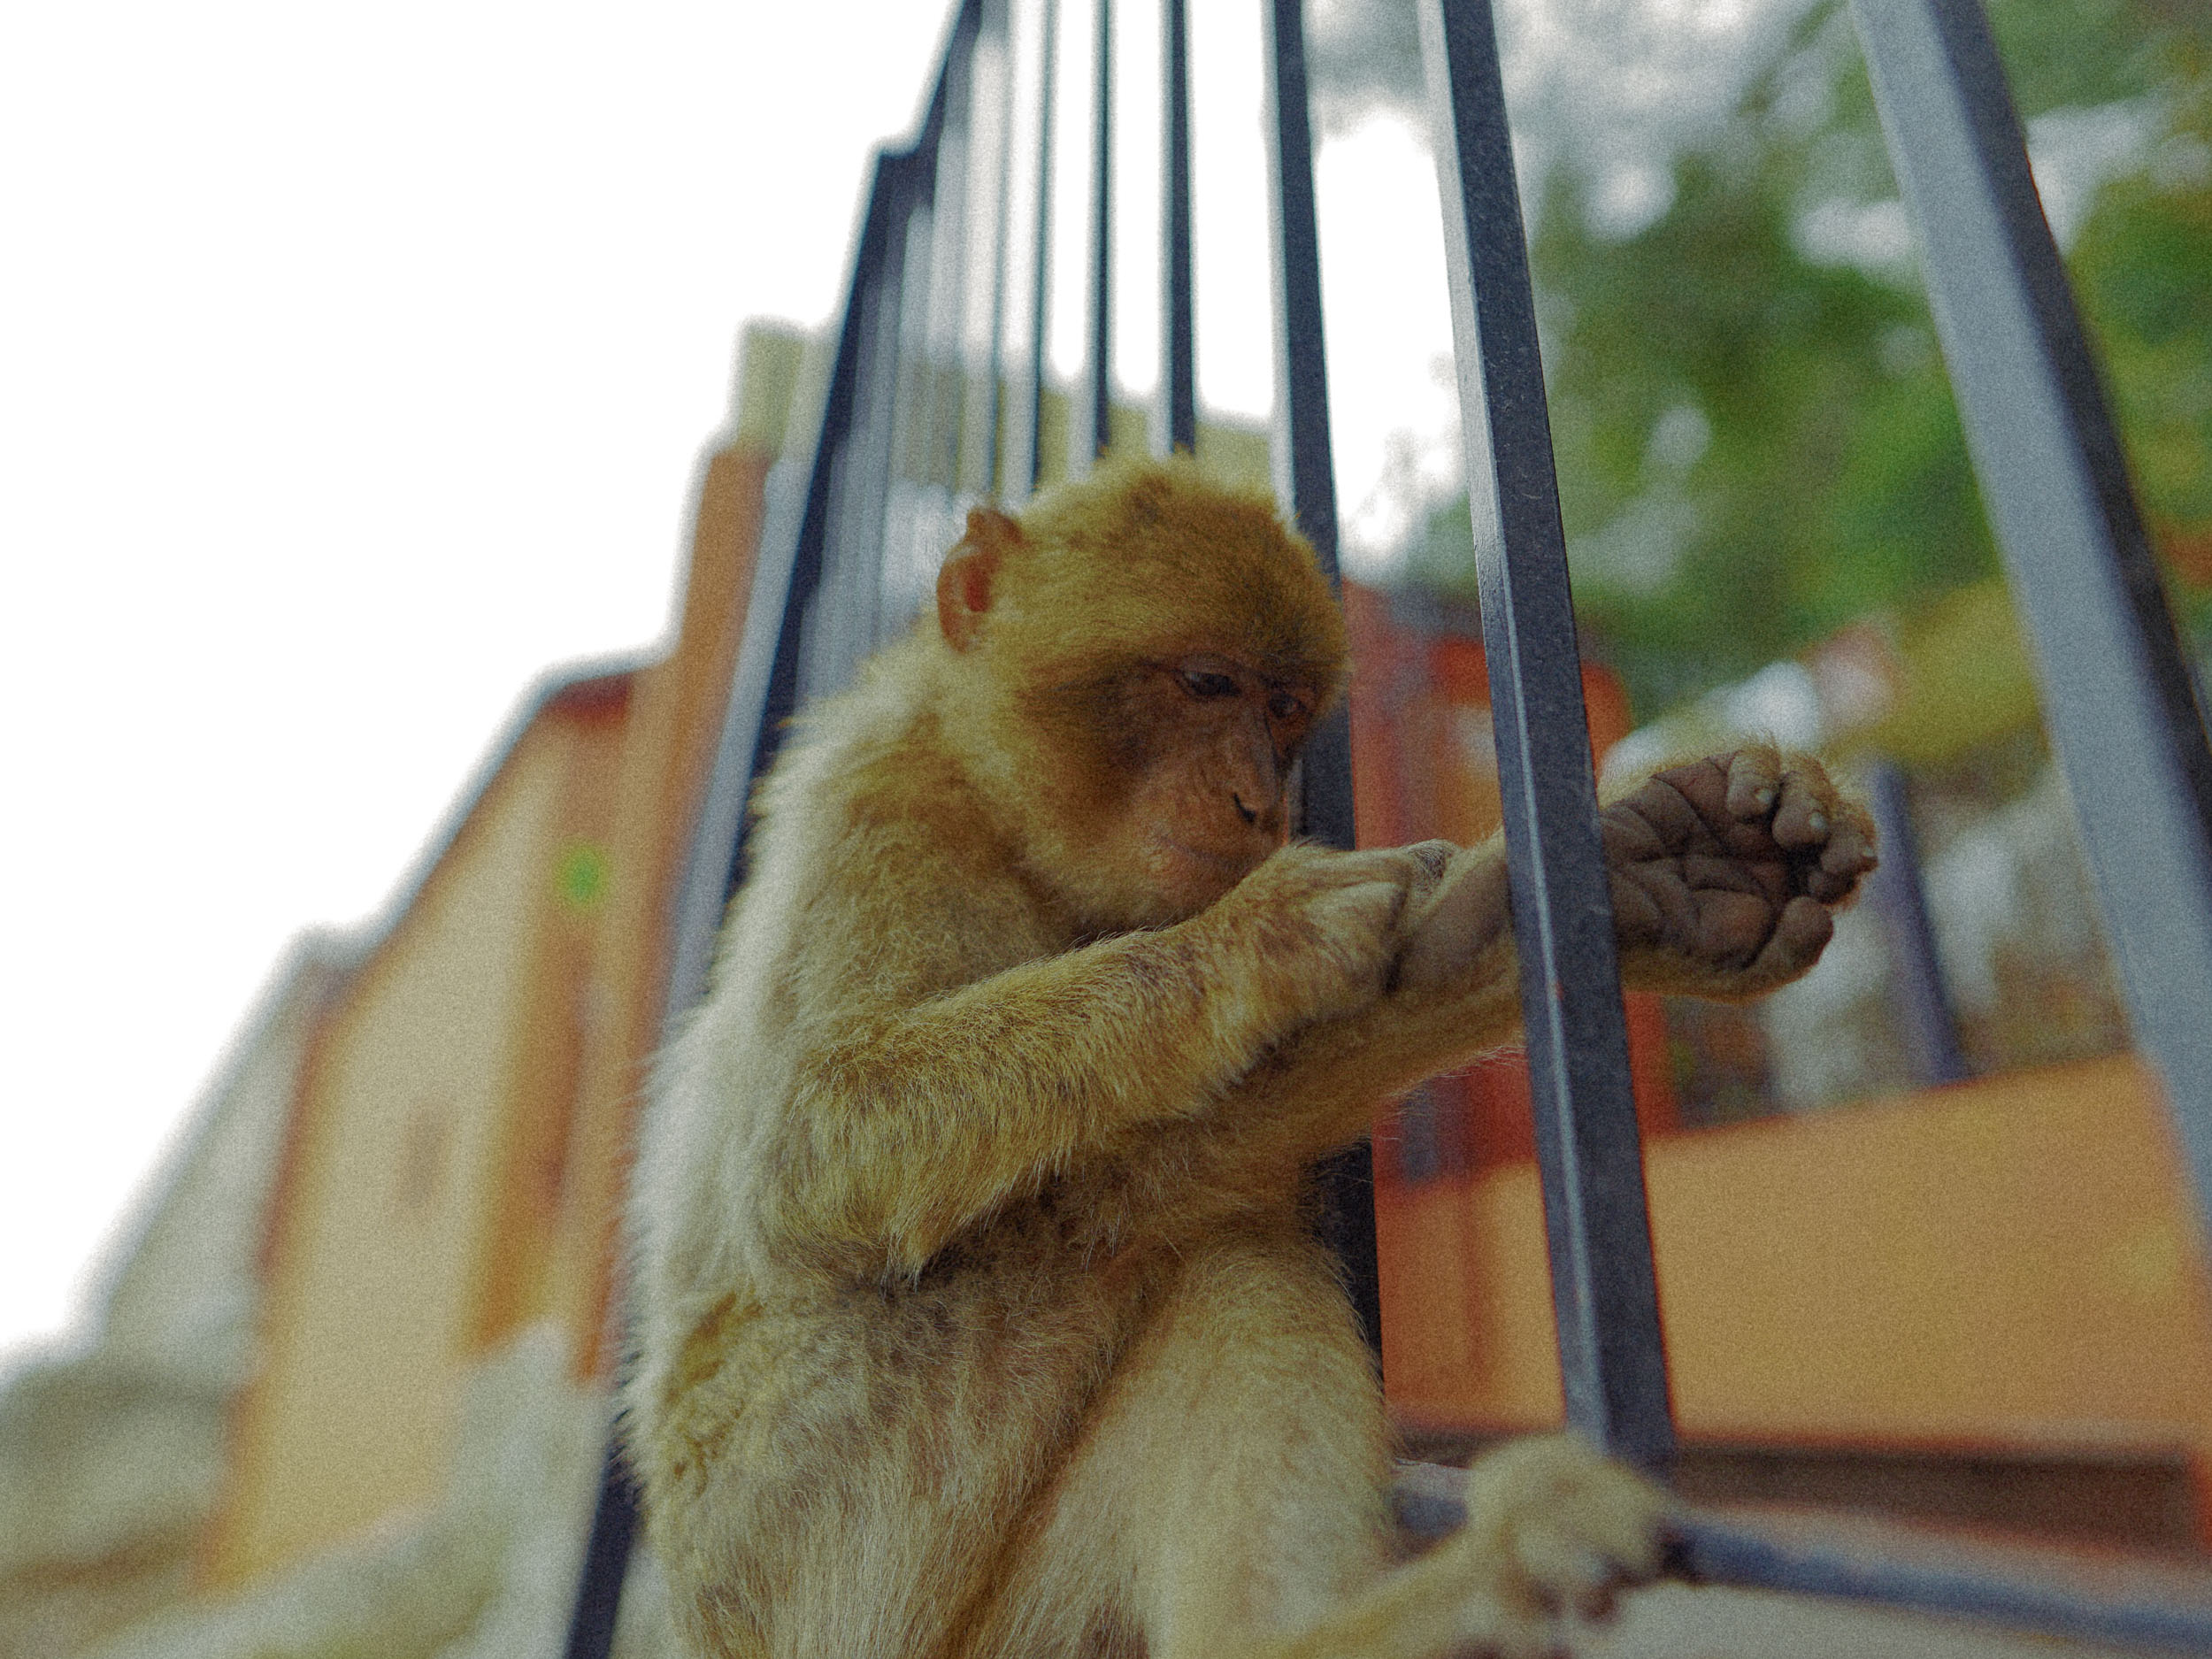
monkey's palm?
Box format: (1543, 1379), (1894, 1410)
(1604, 748), (1876, 999)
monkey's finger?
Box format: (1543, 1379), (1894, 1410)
(1678, 853), (1771, 898)
(1806, 824), (1878, 903)
(1624, 768), (1722, 855)
(1818, 807), (1879, 880)
(1609, 871), (1665, 949)
(1325, 845), (1434, 907)
(1600, 797), (1668, 864)
(1391, 840), (1456, 919)
(1402, 838), (1457, 880)
(1723, 746), (1783, 821)
(1744, 894), (1835, 987)
(1398, 853), (1511, 993)
(1692, 889), (1777, 968)
(1614, 861), (1700, 952)
(1771, 764), (1836, 851)
(1511, 1525), (1618, 1620)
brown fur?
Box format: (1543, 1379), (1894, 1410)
(626, 457), (1874, 1659)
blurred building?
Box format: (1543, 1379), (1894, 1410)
(1361, 580), (2212, 1556)
(0, 320), (801, 1659)
(0, 323), (1283, 1658)
(4, 317), (2208, 1659)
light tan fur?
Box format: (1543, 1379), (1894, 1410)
(626, 457), (1874, 1659)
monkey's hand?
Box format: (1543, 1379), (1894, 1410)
(1606, 746), (1876, 1000)
(1215, 842), (1444, 1033)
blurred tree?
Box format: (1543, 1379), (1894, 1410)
(1402, 0), (2212, 718)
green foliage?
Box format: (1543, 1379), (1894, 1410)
(1405, 0), (2212, 719)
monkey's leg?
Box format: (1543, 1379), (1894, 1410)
(963, 1229), (1663, 1659)
(952, 1225), (1388, 1659)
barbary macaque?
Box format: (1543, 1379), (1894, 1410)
(626, 457), (1874, 1659)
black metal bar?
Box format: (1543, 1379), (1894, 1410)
(1084, 0), (1114, 465)
(980, 0), (1018, 500)
(1672, 1509), (2212, 1655)
(1261, 0), (1378, 1363)
(1024, 0), (1062, 495)
(1417, 0), (1675, 1472)
(1394, 1467), (2212, 1655)
(1259, 0), (1349, 849)
(805, 194), (916, 702)
(1259, 0), (1340, 595)
(880, 10), (983, 647)
(1157, 0), (1196, 457)
(561, 18), (992, 1651)
(559, 1445), (640, 1659)
(917, 38), (977, 505)
(1849, 0), (2212, 1255)
(1865, 761), (1971, 1087)
(666, 138), (915, 1085)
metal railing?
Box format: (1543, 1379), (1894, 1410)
(565, 0), (2212, 1653)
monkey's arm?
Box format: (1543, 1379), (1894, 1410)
(761, 838), (1424, 1272)
(1217, 748), (1877, 1170)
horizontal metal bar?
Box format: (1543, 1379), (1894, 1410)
(1676, 1508), (2212, 1655)
(1394, 1464), (2212, 1654)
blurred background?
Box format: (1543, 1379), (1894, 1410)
(3, 0), (2208, 1653)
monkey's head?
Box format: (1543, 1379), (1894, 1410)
(933, 457), (1348, 931)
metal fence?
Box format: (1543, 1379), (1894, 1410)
(565, 0), (2212, 1652)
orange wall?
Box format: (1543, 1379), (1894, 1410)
(473, 681), (634, 1353)
(549, 440), (764, 1379)
(1379, 1056), (2212, 1474)
(212, 723), (580, 1583)
(209, 437), (766, 1585)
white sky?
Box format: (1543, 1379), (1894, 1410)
(0, 0), (1462, 1368)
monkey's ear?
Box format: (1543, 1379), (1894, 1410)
(937, 508), (1021, 651)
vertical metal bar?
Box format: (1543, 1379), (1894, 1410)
(1261, 0), (1379, 1360)
(919, 37), (977, 503)
(560, 145), (923, 1659)
(559, 1443), (639, 1659)
(981, 0), (1019, 500)
(1157, 0), (1197, 457)
(817, 199), (917, 695)
(1418, 0), (1675, 1471)
(1865, 761), (1972, 1087)
(1259, 0), (1338, 585)
(1024, 0), (1062, 495)
(1850, 0), (2212, 1252)
(563, 12), (992, 1655)
(1260, 0), (1349, 833)
(885, 23), (979, 640)
(677, 142), (918, 1070)
(1084, 0), (1114, 465)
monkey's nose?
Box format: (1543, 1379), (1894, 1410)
(1232, 792), (1258, 826)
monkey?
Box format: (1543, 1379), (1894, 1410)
(625, 456), (1875, 1659)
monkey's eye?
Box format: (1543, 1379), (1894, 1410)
(1267, 690), (1307, 722)
(1179, 669), (1239, 700)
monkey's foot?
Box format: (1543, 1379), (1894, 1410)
(1436, 1433), (1668, 1658)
